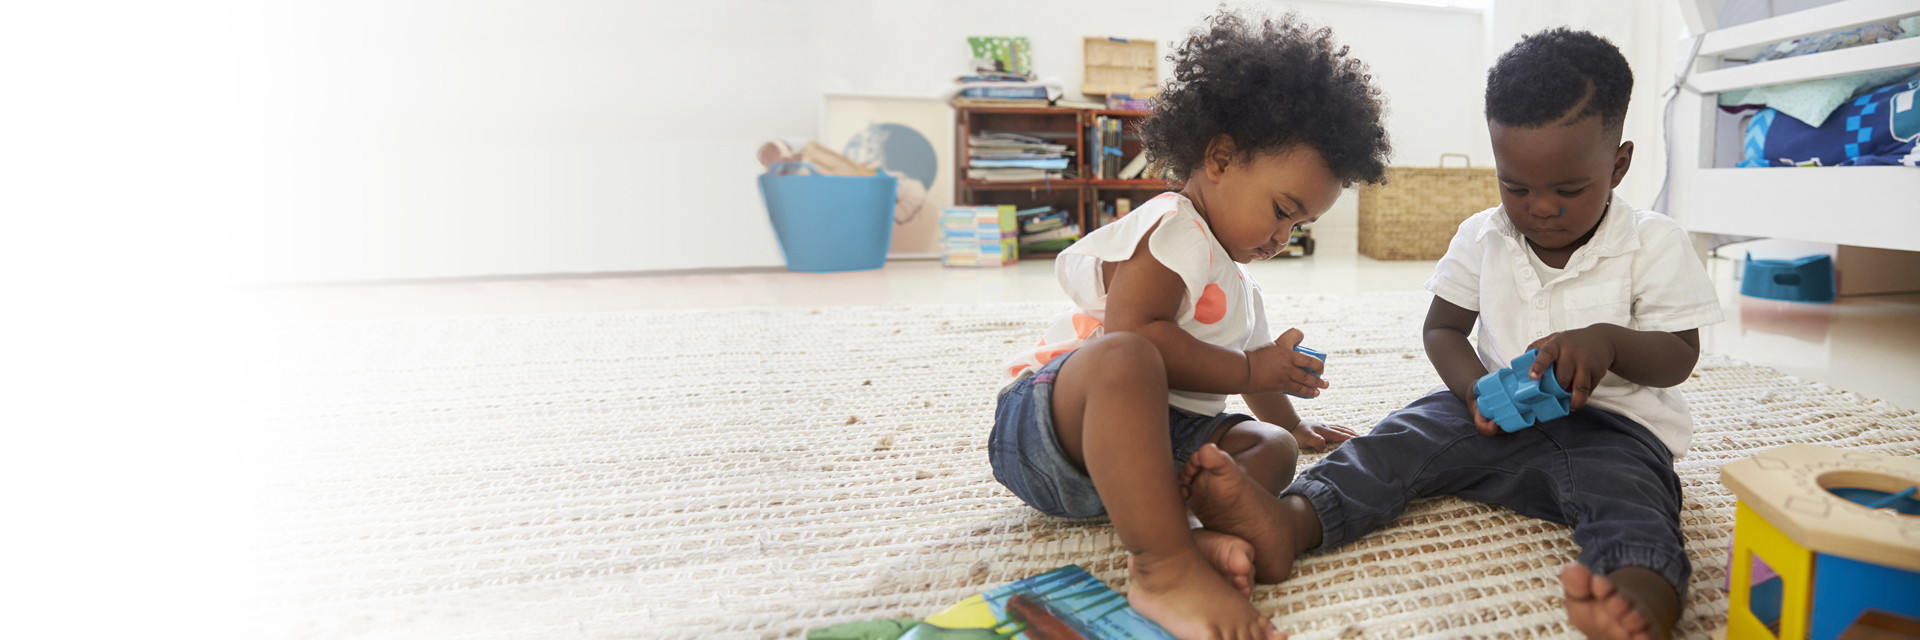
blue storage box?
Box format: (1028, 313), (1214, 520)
(1741, 253), (1836, 303)
(758, 165), (897, 273)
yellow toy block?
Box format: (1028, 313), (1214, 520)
(1719, 444), (1920, 640)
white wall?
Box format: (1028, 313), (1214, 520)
(231, 0), (1679, 282)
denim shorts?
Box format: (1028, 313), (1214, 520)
(988, 349), (1253, 518)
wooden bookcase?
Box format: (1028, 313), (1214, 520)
(953, 105), (1170, 257)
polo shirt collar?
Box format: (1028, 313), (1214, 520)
(1477, 192), (1640, 272)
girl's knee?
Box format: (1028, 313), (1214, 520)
(1219, 421), (1300, 486)
(1080, 331), (1160, 362)
(1072, 332), (1165, 380)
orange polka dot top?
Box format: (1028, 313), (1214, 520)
(999, 192), (1272, 416)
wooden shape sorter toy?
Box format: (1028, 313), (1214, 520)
(1720, 444), (1920, 640)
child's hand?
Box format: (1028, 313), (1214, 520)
(1246, 328), (1329, 397)
(1526, 328), (1618, 410)
(1466, 388), (1503, 436)
(1291, 420), (1357, 453)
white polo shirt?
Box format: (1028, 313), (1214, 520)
(1424, 194), (1723, 457)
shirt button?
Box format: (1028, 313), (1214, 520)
(1535, 298), (1547, 309)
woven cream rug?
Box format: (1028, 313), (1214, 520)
(237, 291), (1920, 640)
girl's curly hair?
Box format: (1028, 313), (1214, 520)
(1140, 9), (1391, 186)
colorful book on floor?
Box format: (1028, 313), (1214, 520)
(942, 206), (1019, 267)
(911, 565), (1174, 640)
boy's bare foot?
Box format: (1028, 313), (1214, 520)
(1127, 550), (1283, 640)
(1191, 528), (1255, 596)
(1560, 563), (1680, 640)
(1183, 444), (1313, 583)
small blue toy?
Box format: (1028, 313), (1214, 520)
(1473, 349), (1572, 432)
(1740, 253), (1836, 303)
(1286, 345), (1325, 399)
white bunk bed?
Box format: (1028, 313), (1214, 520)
(1664, 0), (1920, 253)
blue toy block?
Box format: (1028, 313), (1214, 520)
(1741, 253), (1836, 303)
(1472, 349), (1573, 432)
(1286, 345), (1325, 400)
(1808, 553), (1920, 640)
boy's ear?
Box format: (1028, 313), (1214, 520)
(1609, 140), (1634, 188)
(1203, 134), (1238, 183)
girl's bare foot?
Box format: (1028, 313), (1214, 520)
(1182, 444), (1315, 583)
(1127, 550), (1283, 640)
(1560, 563), (1679, 640)
(1191, 528), (1256, 596)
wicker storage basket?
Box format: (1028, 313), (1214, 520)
(1082, 37), (1159, 98)
(1357, 154), (1500, 260)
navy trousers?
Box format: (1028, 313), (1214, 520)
(1284, 390), (1690, 594)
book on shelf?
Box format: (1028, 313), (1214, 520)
(959, 71), (1035, 83)
(1087, 116), (1125, 181)
(1022, 211), (1070, 233)
(972, 132), (1051, 145)
(1103, 118), (1121, 179)
(1094, 197), (1133, 228)
(1019, 224), (1080, 246)
(967, 168), (1063, 182)
(1117, 153), (1149, 180)
(957, 85), (1053, 100)
(952, 97), (1051, 107)
(971, 158), (1069, 169)
(969, 131), (1069, 180)
(972, 152), (1066, 160)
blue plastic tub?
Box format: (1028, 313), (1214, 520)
(1741, 253), (1836, 303)
(758, 167), (897, 273)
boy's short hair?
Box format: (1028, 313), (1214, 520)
(1485, 28), (1633, 135)
(1141, 10), (1391, 187)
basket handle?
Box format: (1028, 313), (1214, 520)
(1439, 153), (1471, 169)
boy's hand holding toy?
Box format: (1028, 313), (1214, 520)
(1525, 328), (1617, 410)
(1470, 328), (1625, 435)
(1473, 349), (1571, 434)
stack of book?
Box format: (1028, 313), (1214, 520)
(968, 132), (1070, 182)
(1017, 206), (1080, 254)
(953, 73), (1062, 106)
(952, 37), (1062, 107)
(943, 205), (1019, 267)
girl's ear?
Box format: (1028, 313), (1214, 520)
(1609, 140), (1634, 188)
(1202, 134), (1238, 183)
